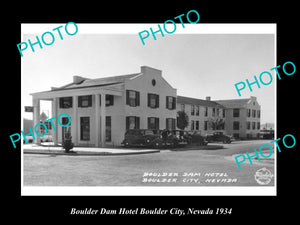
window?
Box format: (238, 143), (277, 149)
(166, 118), (176, 130)
(222, 109), (225, 117)
(126, 90), (140, 107)
(148, 93), (159, 108)
(80, 117), (90, 141)
(257, 110), (261, 118)
(181, 104), (185, 111)
(257, 122), (260, 130)
(126, 116), (140, 130)
(252, 109), (256, 117)
(247, 109), (251, 117)
(166, 96), (176, 110)
(99, 95), (114, 107)
(196, 106), (199, 116)
(204, 121), (208, 130)
(252, 122), (256, 130)
(196, 121), (199, 130)
(247, 121), (251, 130)
(59, 97), (72, 108)
(204, 107), (208, 117)
(212, 108), (216, 117)
(191, 120), (195, 130)
(233, 108), (240, 117)
(148, 117), (159, 130)
(78, 95), (92, 108)
(191, 105), (195, 115)
(233, 121), (240, 130)
(106, 116), (111, 142)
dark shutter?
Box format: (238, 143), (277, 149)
(147, 94), (150, 107)
(166, 96), (168, 109)
(78, 96), (81, 107)
(135, 117), (140, 129)
(172, 97), (176, 110)
(156, 95), (159, 108)
(59, 98), (63, 108)
(147, 117), (150, 129)
(172, 118), (176, 130)
(136, 91), (140, 106)
(126, 116), (129, 130)
(155, 118), (159, 130)
(126, 90), (129, 105)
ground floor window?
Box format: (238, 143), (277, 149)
(166, 118), (176, 130)
(148, 117), (159, 130)
(233, 133), (240, 139)
(126, 116), (140, 130)
(233, 121), (240, 130)
(80, 117), (90, 141)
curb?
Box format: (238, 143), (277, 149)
(23, 149), (160, 156)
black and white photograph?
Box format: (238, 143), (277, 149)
(7, 4), (298, 221)
(20, 24), (276, 195)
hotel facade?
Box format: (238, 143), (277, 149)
(30, 66), (261, 147)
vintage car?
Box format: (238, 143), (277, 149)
(187, 131), (208, 146)
(121, 129), (160, 147)
(155, 130), (189, 148)
(206, 132), (233, 143)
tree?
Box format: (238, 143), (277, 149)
(177, 111), (189, 130)
(208, 117), (225, 130)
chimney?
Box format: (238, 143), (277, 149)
(73, 76), (86, 84)
(206, 96), (211, 101)
(141, 66), (162, 76)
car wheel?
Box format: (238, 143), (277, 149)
(124, 140), (131, 147)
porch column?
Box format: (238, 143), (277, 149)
(73, 96), (78, 146)
(100, 93), (106, 147)
(95, 94), (100, 147)
(32, 97), (41, 144)
(52, 98), (58, 145)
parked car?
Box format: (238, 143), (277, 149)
(122, 129), (160, 147)
(206, 132), (233, 143)
(187, 131), (208, 146)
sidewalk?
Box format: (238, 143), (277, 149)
(23, 143), (160, 156)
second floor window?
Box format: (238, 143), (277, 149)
(166, 96), (176, 110)
(191, 105), (195, 115)
(78, 95), (92, 107)
(233, 108), (240, 117)
(148, 93), (159, 108)
(126, 90), (140, 107)
(59, 97), (72, 108)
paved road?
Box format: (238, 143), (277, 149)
(23, 140), (275, 187)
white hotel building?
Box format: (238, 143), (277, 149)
(30, 66), (261, 147)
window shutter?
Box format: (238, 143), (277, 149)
(147, 117), (150, 129)
(126, 117), (129, 130)
(136, 91), (140, 106)
(135, 117), (140, 129)
(156, 94), (159, 108)
(99, 95), (101, 106)
(126, 90), (129, 105)
(172, 118), (175, 130)
(59, 98), (63, 108)
(172, 97), (176, 109)
(155, 118), (159, 130)
(147, 94), (150, 107)
(166, 96), (168, 109)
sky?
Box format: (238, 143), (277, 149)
(22, 24), (275, 124)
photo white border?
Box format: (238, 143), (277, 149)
(21, 23), (277, 196)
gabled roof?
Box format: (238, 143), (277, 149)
(215, 98), (251, 108)
(52, 73), (142, 91)
(177, 96), (224, 108)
